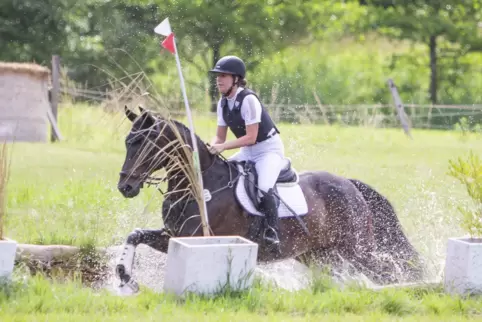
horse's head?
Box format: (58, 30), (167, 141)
(118, 106), (176, 198)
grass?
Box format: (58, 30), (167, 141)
(2, 103), (482, 320)
(0, 273), (481, 321)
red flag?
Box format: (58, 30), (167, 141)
(161, 33), (176, 54)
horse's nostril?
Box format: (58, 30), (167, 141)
(118, 182), (141, 198)
(119, 184), (132, 194)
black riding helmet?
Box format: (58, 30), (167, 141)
(209, 56), (246, 96)
(209, 55), (246, 79)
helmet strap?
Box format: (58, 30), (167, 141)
(222, 75), (238, 98)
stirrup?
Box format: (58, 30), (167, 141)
(263, 227), (280, 245)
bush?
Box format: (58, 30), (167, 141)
(448, 151), (482, 237)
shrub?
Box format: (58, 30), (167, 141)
(448, 150), (482, 237)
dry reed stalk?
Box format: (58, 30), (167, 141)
(104, 69), (210, 235)
(136, 118), (211, 236)
(0, 142), (10, 240)
(169, 121), (211, 236)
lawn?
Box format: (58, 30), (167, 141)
(1, 273), (482, 321)
(1, 104), (482, 320)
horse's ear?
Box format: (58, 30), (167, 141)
(138, 106), (145, 114)
(125, 105), (138, 123)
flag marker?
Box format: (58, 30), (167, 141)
(154, 18), (172, 36)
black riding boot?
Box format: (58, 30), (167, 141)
(259, 189), (281, 254)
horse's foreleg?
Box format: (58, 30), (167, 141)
(115, 228), (171, 291)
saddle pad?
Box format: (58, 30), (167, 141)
(234, 174), (309, 218)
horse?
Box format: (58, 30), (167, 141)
(114, 105), (425, 292)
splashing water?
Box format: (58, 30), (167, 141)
(100, 244), (315, 295)
(99, 131), (464, 295)
(98, 242), (437, 297)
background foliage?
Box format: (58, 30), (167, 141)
(1, 0), (481, 123)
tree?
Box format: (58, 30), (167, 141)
(64, 1), (162, 88)
(0, 0), (73, 64)
(0, 0), (162, 89)
(362, 0), (482, 104)
(136, 0), (320, 111)
(0, 0), (369, 108)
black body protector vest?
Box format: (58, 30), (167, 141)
(222, 89), (280, 144)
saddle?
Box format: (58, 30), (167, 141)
(232, 158), (299, 211)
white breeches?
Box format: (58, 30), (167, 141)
(228, 135), (285, 199)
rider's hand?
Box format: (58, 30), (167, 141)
(208, 143), (225, 155)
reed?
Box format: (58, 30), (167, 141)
(0, 142), (10, 240)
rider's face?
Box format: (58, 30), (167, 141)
(216, 73), (236, 94)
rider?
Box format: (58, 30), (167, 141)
(208, 55), (284, 253)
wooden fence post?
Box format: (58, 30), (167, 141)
(387, 78), (412, 139)
(49, 55), (62, 142)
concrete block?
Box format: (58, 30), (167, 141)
(163, 236), (258, 296)
(444, 237), (482, 295)
(0, 238), (17, 280)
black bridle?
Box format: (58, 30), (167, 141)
(119, 120), (242, 197)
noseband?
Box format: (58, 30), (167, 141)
(119, 170), (165, 189)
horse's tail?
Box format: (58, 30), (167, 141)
(349, 178), (425, 281)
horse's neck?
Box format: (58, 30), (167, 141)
(198, 147), (216, 171)
(164, 154), (231, 198)
(166, 175), (188, 198)
(163, 156), (211, 199)
(170, 123), (214, 170)
(164, 122), (235, 191)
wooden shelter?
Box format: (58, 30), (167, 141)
(0, 62), (51, 142)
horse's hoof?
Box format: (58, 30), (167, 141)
(117, 278), (140, 296)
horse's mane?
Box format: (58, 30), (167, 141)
(147, 111), (211, 155)
(167, 118), (208, 151)
(136, 108), (224, 166)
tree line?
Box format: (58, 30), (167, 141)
(1, 0), (481, 111)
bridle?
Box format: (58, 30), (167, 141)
(119, 120), (242, 197)
(118, 122), (169, 190)
(146, 153), (242, 197)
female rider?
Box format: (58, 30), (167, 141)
(208, 55), (284, 253)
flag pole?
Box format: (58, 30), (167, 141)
(155, 19), (210, 237)
(172, 37), (211, 237)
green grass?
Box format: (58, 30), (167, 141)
(2, 104), (482, 319)
(1, 273), (482, 321)
(5, 105), (162, 246)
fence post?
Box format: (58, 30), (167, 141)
(49, 55), (62, 142)
(387, 78), (412, 139)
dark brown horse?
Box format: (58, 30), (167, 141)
(115, 106), (425, 292)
